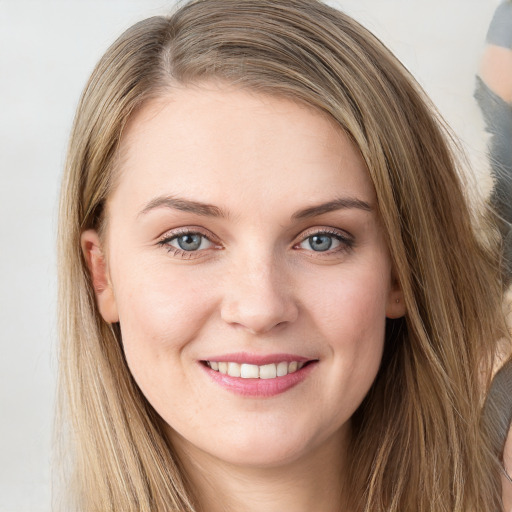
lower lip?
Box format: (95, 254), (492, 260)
(199, 361), (318, 397)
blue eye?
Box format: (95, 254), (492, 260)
(175, 233), (203, 251)
(307, 234), (333, 252)
(297, 230), (353, 253)
(160, 231), (214, 253)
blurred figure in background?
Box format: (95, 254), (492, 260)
(476, 0), (512, 281)
(476, 2), (512, 510)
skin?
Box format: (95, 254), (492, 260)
(480, 45), (512, 103)
(82, 83), (405, 512)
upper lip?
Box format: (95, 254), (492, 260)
(201, 352), (316, 366)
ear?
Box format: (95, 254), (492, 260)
(81, 229), (119, 323)
(385, 273), (406, 319)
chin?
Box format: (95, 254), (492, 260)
(212, 437), (313, 469)
(175, 418), (342, 470)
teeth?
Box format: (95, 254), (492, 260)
(259, 363), (277, 379)
(227, 362), (241, 377)
(206, 360), (309, 378)
(240, 363), (259, 378)
(276, 361), (288, 377)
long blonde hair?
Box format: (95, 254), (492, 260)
(57, 1), (511, 510)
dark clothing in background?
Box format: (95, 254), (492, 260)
(486, 0), (512, 49)
(475, 0), (512, 284)
(475, 77), (512, 283)
(476, 2), (512, 486)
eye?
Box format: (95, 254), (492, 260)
(170, 233), (211, 251)
(296, 229), (354, 254)
(157, 229), (219, 259)
(303, 234), (335, 252)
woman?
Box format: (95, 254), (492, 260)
(57, 0), (511, 510)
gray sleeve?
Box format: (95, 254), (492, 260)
(482, 360), (512, 455)
(474, 77), (512, 284)
(486, 1), (512, 49)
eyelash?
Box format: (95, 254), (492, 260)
(156, 227), (219, 260)
(295, 228), (355, 256)
(156, 227), (354, 260)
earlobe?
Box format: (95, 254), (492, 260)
(386, 294), (406, 319)
(386, 274), (406, 319)
(81, 229), (119, 323)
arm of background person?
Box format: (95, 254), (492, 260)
(476, 0), (512, 283)
(475, 2), (512, 510)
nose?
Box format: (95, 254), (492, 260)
(220, 256), (299, 335)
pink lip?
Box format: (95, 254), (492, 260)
(202, 352), (312, 366)
(198, 357), (318, 398)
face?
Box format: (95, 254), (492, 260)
(82, 83), (404, 470)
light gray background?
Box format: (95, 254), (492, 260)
(0, 1), (501, 510)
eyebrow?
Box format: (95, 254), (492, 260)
(291, 197), (372, 220)
(138, 196), (229, 219)
(138, 195), (372, 220)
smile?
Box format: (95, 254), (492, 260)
(205, 361), (305, 378)
(200, 355), (318, 397)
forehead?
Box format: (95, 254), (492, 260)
(110, 83), (376, 220)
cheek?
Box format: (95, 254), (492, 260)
(303, 264), (389, 410)
(112, 265), (220, 423)
(111, 260), (217, 373)
(306, 263), (390, 342)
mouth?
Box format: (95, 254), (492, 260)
(199, 355), (318, 397)
(201, 360), (312, 379)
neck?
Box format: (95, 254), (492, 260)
(170, 427), (350, 512)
